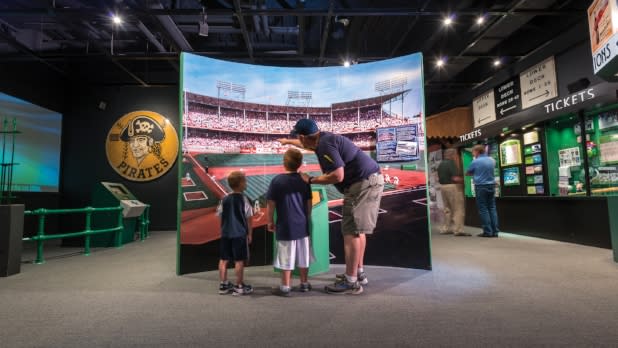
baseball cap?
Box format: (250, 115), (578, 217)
(290, 118), (319, 136)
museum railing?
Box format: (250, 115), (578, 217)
(23, 206), (150, 264)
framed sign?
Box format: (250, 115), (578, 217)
(519, 57), (558, 109)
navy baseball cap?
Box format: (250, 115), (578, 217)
(291, 118), (319, 136)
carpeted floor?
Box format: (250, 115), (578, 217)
(2, 227), (618, 347)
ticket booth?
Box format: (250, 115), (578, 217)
(91, 182), (147, 247)
(274, 186), (330, 276)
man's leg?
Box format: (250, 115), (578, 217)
(475, 186), (492, 235)
(358, 233), (366, 270)
(344, 234), (360, 278)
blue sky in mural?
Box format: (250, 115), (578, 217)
(182, 53), (424, 118)
(0, 92), (62, 192)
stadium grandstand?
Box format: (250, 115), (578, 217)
(184, 90), (414, 137)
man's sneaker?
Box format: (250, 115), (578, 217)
(325, 280), (363, 295)
(271, 287), (291, 297)
(218, 281), (234, 295)
(336, 272), (369, 285)
(298, 283), (312, 292)
(232, 283), (253, 296)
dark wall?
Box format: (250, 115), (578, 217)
(61, 84), (179, 231)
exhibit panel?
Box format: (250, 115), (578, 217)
(177, 53), (431, 275)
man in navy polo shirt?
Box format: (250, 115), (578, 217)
(279, 119), (384, 295)
(466, 144), (500, 237)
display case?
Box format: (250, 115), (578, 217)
(585, 109), (618, 196)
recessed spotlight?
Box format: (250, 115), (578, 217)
(343, 60), (351, 68)
(436, 58), (445, 67)
(493, 59), (501, 67)
(477, 16), (485, 25)
(443, 16), (453, 26)
(112, 15), (122, 25)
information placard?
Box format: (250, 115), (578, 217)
(494, 78), (521, 118)
(376, 124), (420, 162)
(519, 56), (558, 109)
(472, 89), (496, 127)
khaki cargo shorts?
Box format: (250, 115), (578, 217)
(341, 173), (384, 235)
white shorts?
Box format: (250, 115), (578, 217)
(274, 236), (315, 271)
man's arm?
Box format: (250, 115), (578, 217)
(266, 200), (276, 232)
(277, 138), (303, 148)
(302, 167), (344, 185)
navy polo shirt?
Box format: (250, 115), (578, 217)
(315, 132), (380, 192)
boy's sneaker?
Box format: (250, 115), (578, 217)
(325, 280), (363, 295)
(232, 283), (253, 296)
(271, 287), (291, 297)
(335, 272), (369, 285)
(298, 283), (312, 292)
(218, 281), (234, 295)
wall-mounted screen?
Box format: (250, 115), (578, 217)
(376, 124), (419, 162)
(0, 92), (62, 192)
(500, 139), (522, 167)
(503, 167), (520, 186)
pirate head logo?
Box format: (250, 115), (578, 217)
(106, 111), (178, 182)
(120, 116), (166, 166)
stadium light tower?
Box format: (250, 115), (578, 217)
(374, 75), (408, 121)
(286, 91), (312, 107)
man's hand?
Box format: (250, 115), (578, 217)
(300, 172), (312, 184)
(277, 138), (289, 145)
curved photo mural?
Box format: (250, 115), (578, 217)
(178, 53), (430, 274)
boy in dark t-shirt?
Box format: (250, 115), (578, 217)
(266, 148), (314, 297)
(216, 170), (254, 296)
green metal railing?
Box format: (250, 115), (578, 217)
(23, 205), (151, 264)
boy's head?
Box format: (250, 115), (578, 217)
(283, 148), (303, 172)
(227, 170), (247, 192)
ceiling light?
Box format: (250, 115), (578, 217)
(443, 16), (453, 26)
(343, 60), (351, 68)
(112, 15), (122, 25)
(199, 13), (209, 37)
(477, 16), (485, 25)
(493, 59), (501, 67)
(436, 58), (445, 67)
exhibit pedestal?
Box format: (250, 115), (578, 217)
(0, 204), (24, 277)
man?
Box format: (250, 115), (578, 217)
(437, 148), (469, 236)
(465, 144), (499, 237)
(279, 118), (384, 295)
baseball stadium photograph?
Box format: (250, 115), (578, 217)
(178, 53), (430, 274)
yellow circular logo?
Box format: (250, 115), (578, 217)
(106, 110), (178, 182)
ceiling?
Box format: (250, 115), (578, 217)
(0, 0), (592, 115)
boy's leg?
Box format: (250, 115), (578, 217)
(234, 260), (244, 286)
(298, 267), (309, 284)
(281, 270), (292, 287)
(218, 259), (228, 282)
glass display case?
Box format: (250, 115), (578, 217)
(585, 109), (618, 196)
(545, 114), (587, 196)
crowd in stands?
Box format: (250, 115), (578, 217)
(184, 93), (415, 135)
(183, 129), (375, 154)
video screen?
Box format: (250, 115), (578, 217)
(503, 167), (520, 186)
(0, 92), (62, 192)
(376, 124), (420, 162)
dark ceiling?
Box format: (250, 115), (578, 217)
(0, 0), (592, 115)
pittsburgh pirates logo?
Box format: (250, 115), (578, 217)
(106, 110), (178, 182)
